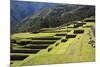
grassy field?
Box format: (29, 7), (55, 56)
(10, 17), (95, 67)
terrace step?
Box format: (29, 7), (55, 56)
(17, 40), (56, 45)
(11, 55), (28, 60)
(25, 44), (52, 46)
(74, 30), (84, 34)
(40, 30), (68, 33)
(24, 45), (48, 49)
(11, 39), (16, 43)
(84, 19), (95, 22)
(66, 34), (77, 38)
(61, 39), (67, 42)
(83, 25), (92, 28)
(11, 49), (40, 53)
(55, 34), (66, 36)
(31, 37), (61, 40)
(10, 62), (13, 64)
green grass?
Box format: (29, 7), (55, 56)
(11, 32), (56, 39)
(17, 28), (94, 66)
(11, 17), (95, 67)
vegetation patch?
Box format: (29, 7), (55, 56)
(48, 47), (53, 52)
(74, 30), (84, 34)
(61, 39), (67, 42)
(66, 34), (76, 38)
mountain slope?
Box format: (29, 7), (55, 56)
(12, 4), (95, 33)
(11, 1), (57, 23)
(11, 1), (57, 33)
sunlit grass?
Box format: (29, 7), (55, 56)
(11, 17), (95, 67)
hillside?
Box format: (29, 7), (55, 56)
(11, 17), (95, 66)
(10, 2), (95, 66)
(13, 4), (95, 33)
(11, 1), (57, 33)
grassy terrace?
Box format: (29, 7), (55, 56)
(11, 17), (95, 67)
